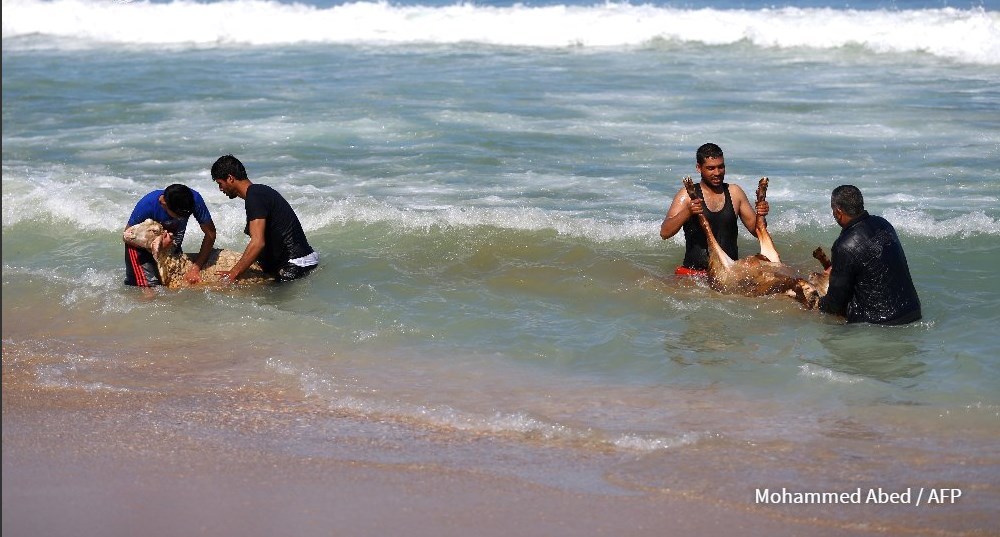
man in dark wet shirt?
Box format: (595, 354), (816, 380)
(818, 185), (921, 325)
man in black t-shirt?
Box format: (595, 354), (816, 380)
(211, 154), (318, 283)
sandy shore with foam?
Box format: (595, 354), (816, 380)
(3, 359), (892, 537)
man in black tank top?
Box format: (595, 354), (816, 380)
(659, 143), (770, 272)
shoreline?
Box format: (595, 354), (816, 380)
(3, 366), (898, 537)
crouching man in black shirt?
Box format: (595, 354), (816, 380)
(211, 154), (319, 284)
(818, 185), (921, 325)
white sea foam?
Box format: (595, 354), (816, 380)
(302, 196), (666, 241)
(3, 0), (998, 64)
(267, 356), (698, 451)
(35, 359), (133, 392)
(798, 363), (866, 384)
(884, 208), (1000, 239)
(3, 169), (998, 244)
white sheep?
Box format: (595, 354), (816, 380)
(123, 218), (271, 288)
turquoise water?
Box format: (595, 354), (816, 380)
(3, 0), (999, 532)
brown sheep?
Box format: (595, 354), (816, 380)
(681, 177), (829, 308)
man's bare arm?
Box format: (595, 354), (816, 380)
(660, 187), (701, 239)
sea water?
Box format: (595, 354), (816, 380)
(3, 0), (999, 532)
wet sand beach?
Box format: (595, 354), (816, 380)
(3, 356), (905, 537)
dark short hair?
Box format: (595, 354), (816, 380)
(211, 154), (248, 181)
(696, 143), (724, 165)
(163, 184), (195, 217)
(831, 185), (865, 217)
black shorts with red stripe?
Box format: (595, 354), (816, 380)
(124, 245), (162, 287)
